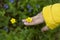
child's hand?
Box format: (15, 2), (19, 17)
(22, 13), (44, 25)
(41, 26), (49, 32)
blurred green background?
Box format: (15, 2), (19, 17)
(0, 0), (60, 40)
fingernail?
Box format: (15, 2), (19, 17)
(22, 20), (24, 22)
(24, 23), (27, 24)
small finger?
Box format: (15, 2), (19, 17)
(24, 22), (34, 25)
(22, 19), (26, 22)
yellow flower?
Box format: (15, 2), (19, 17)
(10, 18), (16, 24)
(26, 17), (32, 23)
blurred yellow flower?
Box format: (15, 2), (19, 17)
(26, 17), (32, 23)
(10, 18), (16, 24)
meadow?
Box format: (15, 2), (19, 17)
(0, 0), (60, 40)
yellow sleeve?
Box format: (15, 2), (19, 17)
(42, 4), (59, 30)
(52, 3), (60, 24)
